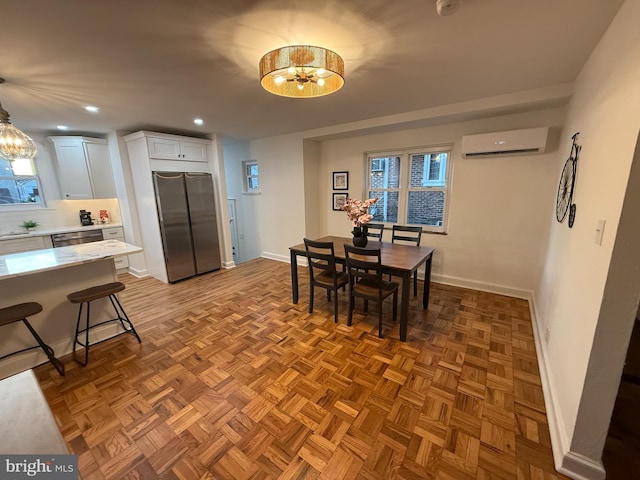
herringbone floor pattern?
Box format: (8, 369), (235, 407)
(34, 258), (568, 479)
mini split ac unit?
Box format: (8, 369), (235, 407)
(460, 127), (549, 158)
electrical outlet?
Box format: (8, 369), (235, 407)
(545, 328), (550, 343)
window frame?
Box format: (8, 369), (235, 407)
(242, 160), (260, 194)
(364, 144), (453, 234)
(0, 157), (46, 210)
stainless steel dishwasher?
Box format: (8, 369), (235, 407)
(51, 229), (104, 247)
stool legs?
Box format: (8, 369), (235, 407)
(73, 293), (141, 367)
(21, 318), (65, 376)
(109, 295), (141, 344)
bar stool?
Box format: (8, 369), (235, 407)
(0, 302), (65, 376)
(67, 282), (141, 367)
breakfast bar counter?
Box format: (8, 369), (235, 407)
(0, 240), (142, 379)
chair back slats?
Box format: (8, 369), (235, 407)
(304, 238), (339, 285)
(391, 225), (422, 246)
(366, 223), (384, 241)
(343, 245), (383, 286)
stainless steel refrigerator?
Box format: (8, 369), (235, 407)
(152, 171), (221, 282)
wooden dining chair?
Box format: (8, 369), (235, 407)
(391, 225), (423, 296)
(304, 238), (349, 323)
(366, 223), (384, 242)
(344, 245), (399, 338)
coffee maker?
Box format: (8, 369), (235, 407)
(79, 210), (94, 226)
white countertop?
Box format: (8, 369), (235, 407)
(0, 240), (142, 279)
(0, 370), (68, 454)
(0, 223), (123, 240)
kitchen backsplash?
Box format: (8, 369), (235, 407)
(0, 199), (122, 234)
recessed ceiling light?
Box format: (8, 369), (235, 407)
(194, 118), (204, 126)
(56, 125), (69, 130)
(84, 106), (99, 113)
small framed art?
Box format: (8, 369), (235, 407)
(332, 171), (349, 190)
(332, 192), (348, 211)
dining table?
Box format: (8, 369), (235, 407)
(289, 236), (434, 341)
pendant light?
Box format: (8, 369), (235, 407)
(0, 78), (38, 161)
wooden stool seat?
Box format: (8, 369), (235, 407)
(0, 302), (65, 376)
(0, 302), (43, 326)
(68, 281), (141, 367)
(67, 282), (125, 304)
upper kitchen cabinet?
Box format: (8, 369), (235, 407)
(48, 136), (117, 199)
(147, 135), (208, 162)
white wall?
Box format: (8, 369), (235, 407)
(251, 134), (307, 262)
(533, 0), (640, 477)
(319, 107), (567, 296)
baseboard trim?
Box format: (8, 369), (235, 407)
(222, 261), (236, 269)
(126, 266), (148, 278)
(432, 273), (530, 299)
(528, 292), (606, 480)
(262, 251), (288, 263)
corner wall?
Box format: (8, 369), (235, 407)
(533, 0), (640, 477)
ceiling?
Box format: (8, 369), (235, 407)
(1, 0), (624, 142)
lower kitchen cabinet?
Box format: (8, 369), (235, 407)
(102, 226), (129, 270)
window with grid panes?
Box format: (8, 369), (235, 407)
(242, 160), (259, 192)
(366, 146), (452, 233)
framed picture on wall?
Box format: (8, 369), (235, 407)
(333, 192), (348, 211)
(333, 171), (349, 190)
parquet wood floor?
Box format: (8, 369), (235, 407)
(33, 258), (570, 480)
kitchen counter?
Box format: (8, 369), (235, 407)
(0, 240), (143, 380)
(0, 370), (68, 454)
(0, 239), (141, 279)
(0, 223), (122, 240)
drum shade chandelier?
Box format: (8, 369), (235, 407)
(259, 45), (344, 98)
(0, 79), (37, 161)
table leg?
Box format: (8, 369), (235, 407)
(423, 255), (432, 309)
(400, 273), (410, 341)
(290, 250), (299, 304)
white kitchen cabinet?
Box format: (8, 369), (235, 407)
(0, 235), (53, 254)
(102, 226), (129, 270)
(48, 136), (117, 199)
(123, 130), (215, 283)
(147, 136), (208, 162)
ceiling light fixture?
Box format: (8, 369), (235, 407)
(194, 118), (204, 126)
(0, 78), (37, 161)
(84, 105), (99, 113)
(57, 125), (69, 130)
(259, 45), (344, 98)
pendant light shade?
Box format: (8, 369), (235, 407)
(259, 45), (344, 98)
(0, 79), (37, 161)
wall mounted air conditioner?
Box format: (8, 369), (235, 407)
(461, 127), (549, 158)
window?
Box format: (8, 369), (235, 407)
(366, 146), (452, 233)
(242, 160), (259, 193)
(0, 157), (43, 206)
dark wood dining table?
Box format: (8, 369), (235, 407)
(289, 236), (434, 341)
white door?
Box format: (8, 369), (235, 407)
(227, 199), (240, 264)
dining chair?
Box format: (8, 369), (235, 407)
(344, 245), (399, 338)
(391, 225), (423, 296)
(366, 222), (384, 242)
(304, 238), (349, 323)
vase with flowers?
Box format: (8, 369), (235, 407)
(341, 197), (379, 247)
